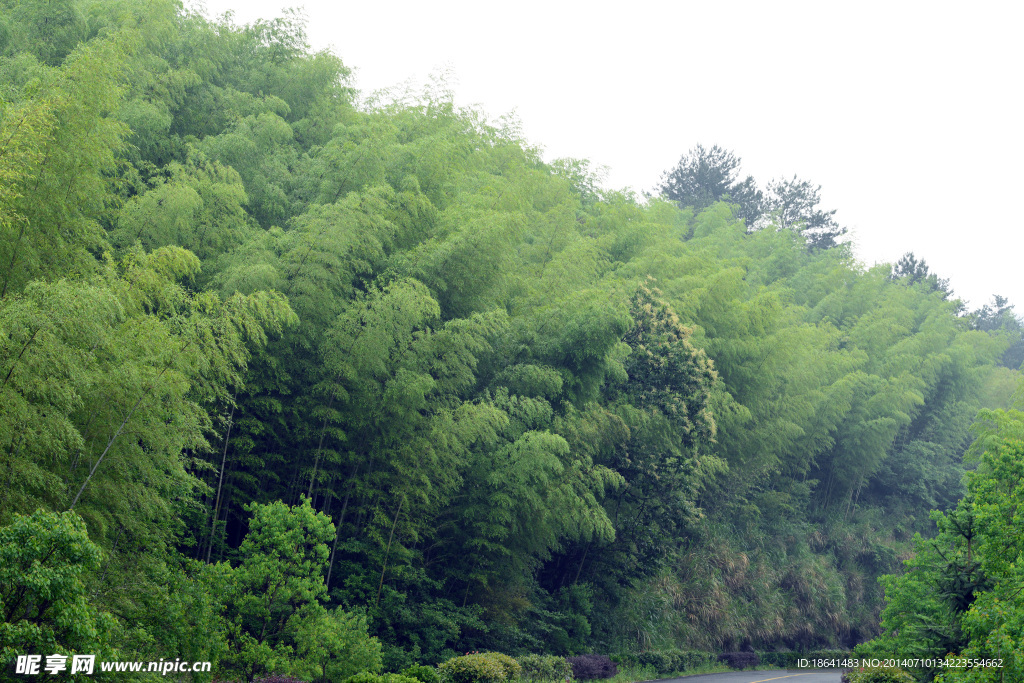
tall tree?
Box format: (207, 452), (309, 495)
(757, 175), (846, 250)
(658, 144), (762, 224)
(890, 251), (953, 297)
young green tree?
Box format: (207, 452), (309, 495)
(219, 498), (335, 682)
(0, 510), (118, 670)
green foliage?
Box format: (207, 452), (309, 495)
(219, 498), (335, 682)
(439, 653), (521, 683)
(0, 33), (129, 297)
(113, 154), (257, 261)
(515, 655), (572, 682)
(634, 650), (714, 674)
(347, 673), (421, 683)
(0, 510), (118, 668)
(1, 0), (1020, 672)
(402, 664), (441, 683)
(860, 410), (1024, 682)
(7, 0), (86, 66)
(294, 607), (383, 683)
(841, 666), (914, 683)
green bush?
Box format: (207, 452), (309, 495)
(439, 653), (521, 683)
(637, 651), (672, 673)
(346, 673), (422, 683)
(516, 654), (572, 682)
(841, 666), (914, 683)
(347, 673), (383, 683)
(608, 654), (637, 669)
(635, 650), (715, 674)
(403, 665), (441, 683)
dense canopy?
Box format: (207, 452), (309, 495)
(1, 2), (1022, 682)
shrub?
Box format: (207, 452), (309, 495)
(256, 677), (307, 683)
(718, 652), (760, 669)
(841, 667), (914, 683)
(347, 673), (381, 683)
(517, 655), (572, 682)
(636, 650), (714, 673)
(637, 651), (673, 673)
(439, 653), (521, 683)
(608, 654), (638, 669)
(403, 665), (441, 683)
(346, 673), (421, 683)
(347, 674), (381, 683)
(566, 655), (617, 680)
(758, 652), (794, 668)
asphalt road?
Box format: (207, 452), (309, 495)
(657, 670), (843, 683)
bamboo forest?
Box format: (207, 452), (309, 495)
(2, 2), (1023, 682)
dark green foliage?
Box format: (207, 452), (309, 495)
(890, 252), (953, 298)
(635, 650), (715, 673)
(658, 144), (762, 224)
(658, 145), (845, 249)
(758, 175), (845, 250)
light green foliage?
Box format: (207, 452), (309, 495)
(113, 155), (256, 261)
(0, 510), (117, 668)
(516, 654), (572, 682)
(200, 111), (297, 227)
(348, 673), (422, 683)
(935, 422), (1024, 682)
(1, 0), (1020, 669)
(861, 411), (1024, 683)
(0, 246), (294, 547)
(219, 498), (335, 681)
(857, 509), (977, 667)
(0, 34), (128, 297)
(403, 664), (442, 683)
(439, 653), (522, 683)
(294, 607), (383, 683)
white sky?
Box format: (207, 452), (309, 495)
(196, 0), (1024, 311)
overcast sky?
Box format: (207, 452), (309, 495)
(195, 0), (1023, 311)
